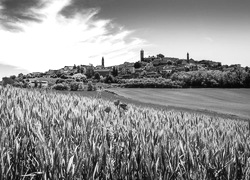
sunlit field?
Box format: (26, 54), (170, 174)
(108, 88), (250, 120)
(1, 86), (250, 179)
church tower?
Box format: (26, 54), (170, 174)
(140, 49), (144, 61)
(187, 52), (190, 63)
(102, 57), (104, 67)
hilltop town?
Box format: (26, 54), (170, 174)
(10, 50), (242, 79)
(1, 50), (249, 89)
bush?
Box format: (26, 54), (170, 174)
(87, 81), (96, 91)
(105, 74), (115, 83)
(22, 82), (30, 88)
(94, 72), (101, 81)
(52, 83), (70, 91)
(65, 79), (74, 84)
(121, 78), (183, 88)
(13, 81), (23, 88)
(70, 82), (84, 91)
(2, 77), (14, 87)
(60, 74), (68, 79)
(56, 79), (66, 84)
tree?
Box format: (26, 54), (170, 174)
(60, 74), (68, 79)
(34, 80), (38, 88)
(134, 61), (141, 69)
(112, 67), (118, 77)
(86, 67), (94, 79)
(2, 77), (14, 86)
(10, 75), (16, 80)
(105, 74), (115, 83)
(157, 54), (164, 59)
(77, 66), (81, 73)
(167, 61), (172, 65)
(38, 82), (42, 88)
(94, 72), (101, 80)
(18, 73), (24, 80)
(87, 81), (96, 91)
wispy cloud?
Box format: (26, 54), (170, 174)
(0, 0), (48, 31)
(0, 0), (146, 74)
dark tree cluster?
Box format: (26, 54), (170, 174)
(122, 69), (250, 88)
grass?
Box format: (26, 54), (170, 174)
(1, 86), (250, 179)
(107, 88), (250, 120)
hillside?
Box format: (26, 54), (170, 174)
(107, 88), (250, 119)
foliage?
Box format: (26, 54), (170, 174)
(0, 86), (250, 179)
(86, 67), (94, 79)
(94, 72), (101, 81)
(2, 77), (15, 86)
(105, 74), (115, 83)
(34, 80), (38, 88)
(157, 53), (165, 58)
(112, 67), (118, 77)
(72, 73), (87, 81)
(134, 61), (141, 69)
(70, 82), (84, 91)
(13, 81), (24, 88)
(51, 83), (70, 91)
(87, 81), (96, 91)
(170, 69), (250, 88)
(10, 75), (16, 80)
(122, 78), (182, 88)
(60, 74), (68, 79)
(17, 73), (24, 80)
(122, 69), (250, 88)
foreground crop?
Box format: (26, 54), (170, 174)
(0, 87), (250, 179)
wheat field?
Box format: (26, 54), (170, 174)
(0, 86), (250, 179)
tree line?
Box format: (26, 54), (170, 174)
(122, 68), (250, 88)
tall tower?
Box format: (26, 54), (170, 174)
(102, 57), (104, 67)
(140, 49), (144, 61)
(187, 52), (189, 63)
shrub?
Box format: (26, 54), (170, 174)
(56, 79), (66, 84)
(60, 74), (68, 79)
(34, 80), (38, 88)
(105, 74), (115, 83)
(70, 82), (84, 91)
(87, 81), (96, 91)
(13, 81), (23, 88)
(22, 82), (30, 88)
(51, 83), (70, 91)
(94, 72), (101, 81)
(2, 77), (14, 87)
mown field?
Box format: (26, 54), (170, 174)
(108, 88), (250, 120)
(1, 86), (250, 179)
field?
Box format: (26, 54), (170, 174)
(1, 86), (250, 179)
(108, 88), (250, 120)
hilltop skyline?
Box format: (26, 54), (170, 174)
(1, 0), (250, 79)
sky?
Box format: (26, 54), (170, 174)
(0, 0), (250, 79)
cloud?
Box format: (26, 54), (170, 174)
(0, 0), (48, 31)
(58, 0), (113, 18)
(0, 0), (146, 74)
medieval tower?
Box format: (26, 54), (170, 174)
(140, 49), (144, 61)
